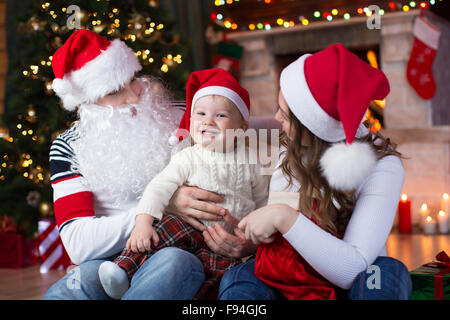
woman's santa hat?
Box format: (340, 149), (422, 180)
(280, 43), (390, 191)
(51, 29), (142, 111)
(173, 68), (250, 142)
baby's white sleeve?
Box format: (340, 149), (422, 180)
(136, 149), (191, 220)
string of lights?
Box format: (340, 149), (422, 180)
(212, 0), (440, 31)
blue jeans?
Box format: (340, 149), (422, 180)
(218, 256), (412, 300)
(43, 247), (205, 300)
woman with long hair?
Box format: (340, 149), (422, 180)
(216, 43), (412, 300)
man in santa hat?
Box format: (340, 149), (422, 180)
(43, 29), (254, 299)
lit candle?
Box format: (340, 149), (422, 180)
(419, 203), (429, 229)
(437, 210), (448, 234)
(441, 193), (449, 219)
(423, 216), (437, 235)
(398, 194), (412, 233)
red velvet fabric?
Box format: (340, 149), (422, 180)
(254, 205), (339, 300)
(255, 234), (338, 300)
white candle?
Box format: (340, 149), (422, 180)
(423, 216), (437, 235)
(419, 203), (429, 229)
(437, 210), (448, 234)
(441, 193), (449, 223)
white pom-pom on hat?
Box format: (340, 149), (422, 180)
(168, 135), (180, 146)
(320, 141), (377, 192)
(52, 78), (72, 95)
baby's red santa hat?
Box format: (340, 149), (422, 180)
(173, 68), (250, 142)
(51, 29), (142, 111)
(280, 43), (390, 191)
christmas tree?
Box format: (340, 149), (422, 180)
(0, 0), (189, 238)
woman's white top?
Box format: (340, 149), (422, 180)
(270, 151), (404, 289)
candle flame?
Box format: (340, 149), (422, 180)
(426, 216), (432, 222)
(401, 194), (407, 201)
(438, 210), (446, 217)
(443, 193), (449, 200)
(421, 203), (428, 211)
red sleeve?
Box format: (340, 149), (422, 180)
(52, 175), (95, 229)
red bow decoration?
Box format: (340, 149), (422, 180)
(425, 251), (450, 300)
(0, 215), (18, 233)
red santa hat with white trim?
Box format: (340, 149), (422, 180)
(280, 43), (390, 191)
(51, 29), (142, 111)
(174, 68), (250, 141)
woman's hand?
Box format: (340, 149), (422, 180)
(202, 213), (258, 259)
(238, 204), (299, 245)
(166, 185), (228, 231)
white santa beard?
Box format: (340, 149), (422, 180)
(72, 79), (180, 210)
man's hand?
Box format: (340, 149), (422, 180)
(126, 214), (159, 253)
(202, 212), (258, 259)
(166, 185), (228, 231)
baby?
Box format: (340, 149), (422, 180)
(98, 68), (269, 299)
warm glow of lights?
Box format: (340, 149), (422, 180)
(426, 216), (432, 222)
(367, 50), (378, 69)
(401, 194), (408, 201)
(439, 210), (446, 217)
(249, 24), (255, 30)
(375, 99), (386, 109)
(443, 193), (449, 200)
(421, 203), (428, 211)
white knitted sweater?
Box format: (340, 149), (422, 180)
(136, 144), (269, 232)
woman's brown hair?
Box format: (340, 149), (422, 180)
(280, 109), (402, 237)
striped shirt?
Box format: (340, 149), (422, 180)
(49, 124), (95, 230)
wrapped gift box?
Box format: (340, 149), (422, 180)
(0, 232), (39, 268)
(37, 219), (71, 273)
(410, 251), (450, 300)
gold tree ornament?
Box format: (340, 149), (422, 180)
(39, 201), (52, 217)
(149, 0), (159, 8)
(26, 106), (37, 123)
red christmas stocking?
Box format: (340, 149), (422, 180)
(406, 17), (441, 100)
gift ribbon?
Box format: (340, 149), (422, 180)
(425, 251), (450, 300)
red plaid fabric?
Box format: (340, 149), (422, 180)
(113, 214), (241, 299)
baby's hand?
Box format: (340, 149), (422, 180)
(126, 214), (159, 253)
